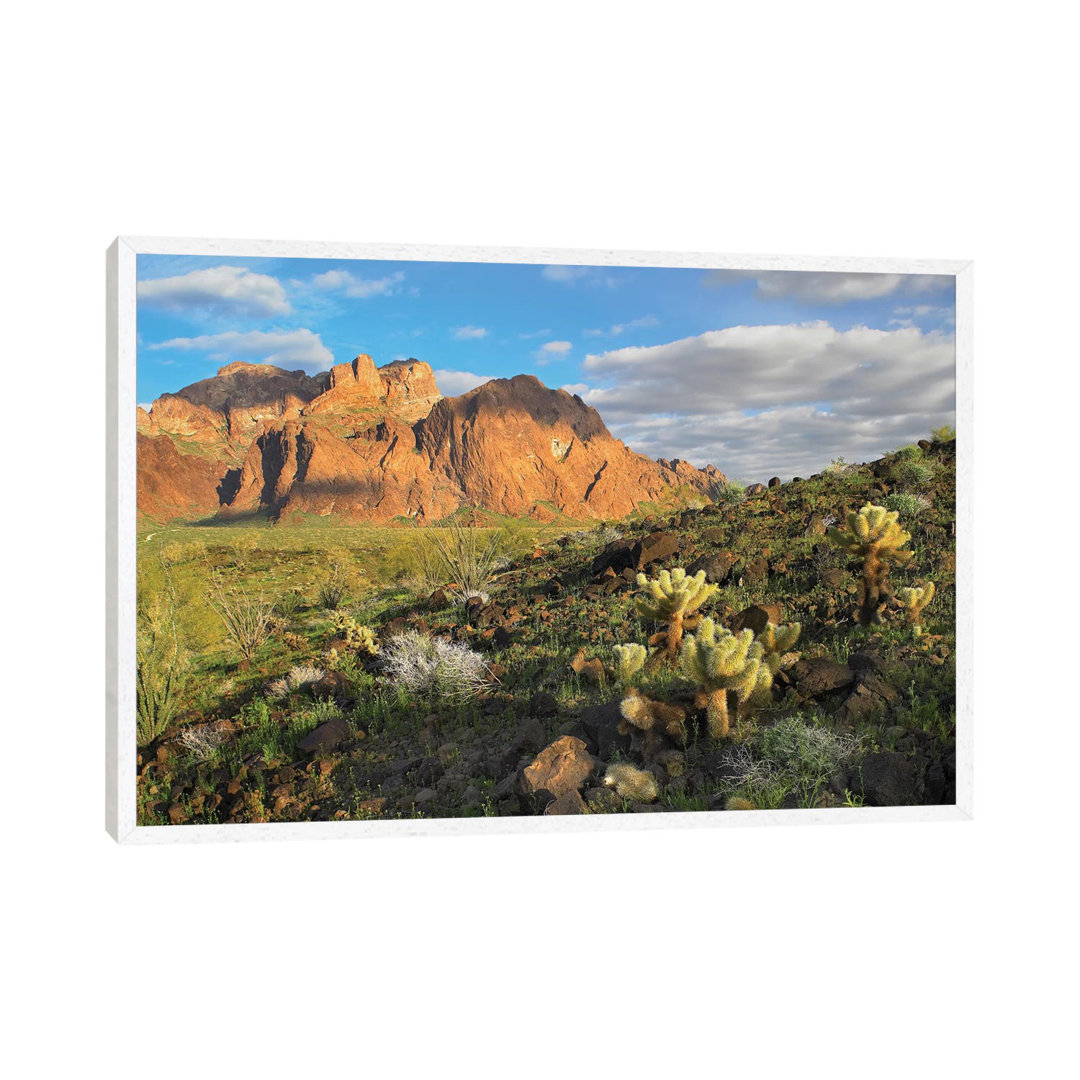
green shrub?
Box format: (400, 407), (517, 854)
(883, 493), (922, 519)
(709, 479), (746, 507)
(896, 459), (936, 489)
(931, 425), (956, 443)
(136, 591), (191, 747)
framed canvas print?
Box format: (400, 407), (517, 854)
(106, 238), (972, 843)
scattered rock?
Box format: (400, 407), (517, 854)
(309, 671), (351, 699)
(570, 649), (607, 685)
(519, 736), (596, 800)
(514, 717), (548, 753)
(791, 658), (856, 697)
(578, 700), (632, 760)
(543, 789), (589, 815)
(699, 526), (728, 545)
(730, 603), (782, 636)
(741, 556), (769, 584)
(686, 550), (738, 583)
(296, 716), (351, 754)
(855, 751), (919, 806)
(768, 476), (781, 488)
(528, 691), (559, 718)
(632, 531), (680, 569)
(819, 567), (845, 590)
(745, 482), (766, 496)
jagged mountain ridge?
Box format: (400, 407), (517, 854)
(137, 355), (726, 523)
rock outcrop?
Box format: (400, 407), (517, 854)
(138, 358), (726, 524)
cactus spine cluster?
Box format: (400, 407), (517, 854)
(679, 617), (763, 737)
(896, 581), (935, 632)
(604, 762), (660, 803)
(635, 567), (718, 669)
(827, 503), (913, 625)
(612, 642), (647, 685)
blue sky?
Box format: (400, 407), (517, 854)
(137, 254), (955, 482)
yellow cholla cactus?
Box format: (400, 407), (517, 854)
(756, 622), (802, 676)
(679, 617), (763, 738)
(634, 567), (718, 668)
(603, 762), (660, 803)
(827, 503), (913, 625)
(896, 581), (935, 632)
(612, 643), (647, 685)
(618, 688), (688, 744)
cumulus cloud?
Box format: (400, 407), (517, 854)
(583, 315), (659, 337)
(433, 369), (492, 396)
(708, 269), (952, 304)
(452, 325), (488, 340)
(137, 265), (291, 317)
(149, 329), (334, 372)
(533, 340), (573, 365)
(312, 269), (405, 298)
(578, 321), (955, 481)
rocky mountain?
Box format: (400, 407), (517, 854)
(137, 356), (726, 523)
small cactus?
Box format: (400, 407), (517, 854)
(725, 796), (756, 811)
(896, 581), (935, 632)
(334, 613), (379, 655)
(604, 762), (659, 803)
(612, 642), (647, 685)
(618, 688), (688, 744)
(680, 617), (763, 738)
(827, 503), (913, 625)
(635, 567), (718, 669)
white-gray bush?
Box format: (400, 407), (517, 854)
(381, 631), (490, 702)
(266, 664), (326, 700)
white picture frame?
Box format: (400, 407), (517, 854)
(106, 236), (973, 844)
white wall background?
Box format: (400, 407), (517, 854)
(4, 2), (1073, 1075)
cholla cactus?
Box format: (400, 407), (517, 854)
(827, 503), (913, 625)
(618, 688), (688, 744)
(334, 613), (379, 655)
(896, 581), (935, 633)
(604, 762), (659, 803)
(612, 643), (647, 685)
(680, 617), (763, 738)
(756, 622), (801, 676)
(635, 567), (718, 668)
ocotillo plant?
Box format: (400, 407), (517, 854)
(826, 503), (913, 625)
(896, 581), (935, 633)
(679, 617), (763, 738)
(612, 643), (647, 685)
(635, 567), (718, 670)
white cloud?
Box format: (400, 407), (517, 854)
(583, 315), (659, 337)
(559, 383), (590, 397)
(452, 325), (488, 340)
(433, 369), (491, 396)
(534, 340), (573, 365)
(149, 329), (334, 372)
(312, 269), (405, 298)
(708, 269), (953, 304)
(137, 265), (291, 317)
(578, 321), (955, 481)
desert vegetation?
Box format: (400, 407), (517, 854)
(135, 436), (957, 825)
